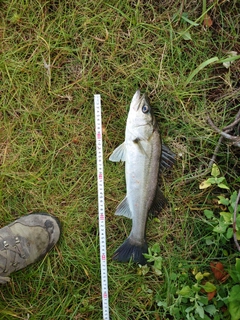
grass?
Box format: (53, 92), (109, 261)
(0, 0), (240, 319)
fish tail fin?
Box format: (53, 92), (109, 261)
(112, 237), (148, 265)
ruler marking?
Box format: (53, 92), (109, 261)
(94, 94), (110, 320)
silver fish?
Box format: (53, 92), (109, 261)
(109, 90), (175, 264)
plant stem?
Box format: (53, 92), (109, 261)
(233, 190), (240, 252)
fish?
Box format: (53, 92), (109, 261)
(109, 90), (175, 265)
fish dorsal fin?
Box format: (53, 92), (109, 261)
(160, 144), (176, 171)
(115, 197), (132, 219)
(109, 142), (126, 162)
(150, 187), (168, 215)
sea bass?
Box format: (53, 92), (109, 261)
(109, 90), (175, 265)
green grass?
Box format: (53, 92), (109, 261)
(0, 0), (240, 319)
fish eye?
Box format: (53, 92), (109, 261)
(142, 105), (149, 113)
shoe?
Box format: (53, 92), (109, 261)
(0, 212), (61, 284)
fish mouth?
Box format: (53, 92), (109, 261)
(137, 93), (148, 111)
(131, 90), (149, 112)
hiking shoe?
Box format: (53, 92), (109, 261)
(0, 212), (61, 284)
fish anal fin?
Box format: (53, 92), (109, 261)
(109, 142), (126, 162)
(113, 236), (148, 265)
(115, 197), (132, 219)
(150, 187), (168, 216)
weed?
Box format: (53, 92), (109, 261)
(200, 164), (240, 246)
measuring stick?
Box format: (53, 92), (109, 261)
(94, 94), (110, 320)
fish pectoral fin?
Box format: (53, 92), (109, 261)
(115, 197), (132, 219)
(150, 188), (168, 216)
(160, 144), (176, 171)
(109, 142), (126, 162)
(134, 140), (148, 157)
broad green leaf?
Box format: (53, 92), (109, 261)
(203, 272), (210, 277)
(230, 191), (239, 206)
(157, 300), (167, 307)
(229, 285), (240, 302)
(185, 305), (195, 313)
(213, 221), (228, 233)
(199, 180), (212, 189)
(220, 211), (232, 223)
(236, 216), (240, 229)
(229, 269), (239, 285)
(230, 191), (238, 201)
(170, 272), (178, 280)
(153, 265), (162, 276)
(218, 195), (229, 206)
(201, 281), (216, 293)
(223, 249), (229, 256)
(205, 237), (215, 245)
(211, 163), (220, 177)
(177, 285), (193, 297)
(229, 206), (234, 214)
(230, 191), (240, 213)
(204, 210), (214, 219)
(226, 227), (233, 239)
(143, 253), (153, 260)
(236, 230), (240, 241)
(169, 306), (181, 318)
(215, 177), (225, 184)
(192, 283), (201, 292)
(207, 177), (217, 184)
(137, 264), (150, 276)
(198, 295), (208, 305)
(195, 304), (205, 319)
(154, 257), (162, 270)
(151, 243), (161, 254)
(195, 272), (204, 281)
(204, 304), (218, 316)
(235, 258), (240, 274)
(229, 285), (240, 320)
(218, 183), (230, 190)
(178, 30), (192, 40)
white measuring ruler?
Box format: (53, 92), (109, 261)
(94, 94), (110, 320)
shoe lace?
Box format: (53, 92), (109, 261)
(0, 237), (26, 277)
